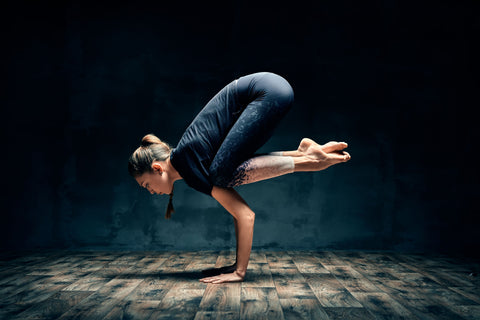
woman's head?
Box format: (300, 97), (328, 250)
(128, 133), (176, 218)
(128, 134), (172, 177)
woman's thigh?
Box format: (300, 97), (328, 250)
(209, 72), (294, 187)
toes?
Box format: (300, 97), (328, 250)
(323, 142), (348, 153)
(327, 150), (351, 162)
(328, 153), (347, 161)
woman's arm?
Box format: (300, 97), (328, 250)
(199, 186), (255, 284)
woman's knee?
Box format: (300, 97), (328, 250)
(263, 72), (294, 107)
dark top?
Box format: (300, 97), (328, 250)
(169, 78), (240, 196)
(169, 71), (294, 197)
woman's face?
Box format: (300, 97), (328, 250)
(135, 162), (172, 195)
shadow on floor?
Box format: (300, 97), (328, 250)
(106, 270), (205, 280)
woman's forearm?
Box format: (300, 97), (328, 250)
(234, 213), (254, 277)
(211, 186), (255, 279)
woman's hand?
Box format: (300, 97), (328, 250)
(199, 270), (244, 284)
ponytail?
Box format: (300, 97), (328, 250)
(165, 186), (175, 219)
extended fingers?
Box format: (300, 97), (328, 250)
(199, 276), (220, 283)
(199, 276), (228, 284)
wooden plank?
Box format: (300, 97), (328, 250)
(279, 298), (330, 320)
(99, 278), (145, 300)
(289, 251), (330, 274)
(270, 268), (316, 299)
(0, 300), (31, 319)
(124, 278), (177, 301)
(351, 292), (417, 320)
(397, 262), (475, 287)
(91, 263), (136, 279)
(448, 286), (480, 305)
(4, 277), (69, 306)
(214, 250), (236, 267)
(56, 296), (121, 320)
(121, 251), (186, 302)
(25, 263), (72, 276)
(324, 266), (381, 292)
(198, 283), (241, 312)
(107, 252), (146, 265)
(158, 251), (194, 270)
(448, 305), (480, 320)
(249, 251), (268, 264)
(323, 307), (375, 319)
(266, 251), (295, 269)
(184, 251), (223, 289)
(417, 287), (478, 307)
(304, 273), (345, 291)
(431, 270), (476, 287)
(103, 300), (160, 319)
(242, 263), (275, 288)
(10, 291), (93, 320)
(377, 263), (418, 276)
(372, 279), (417, 295)
(341, 253), (400, 283)
(240, 287), (284, 320)
(303, 273), (362, 307)
(148, 288), (204, 319)
(316, 251), (348, 267)
(0, 265), (27, 286)
(57, 278), (143, 319)
(314, 289), (363, 308)
(132, 254), (170, 272)
(194, 311), (239, 320)
(373, 278), (477, 319)
(395, 272), (444, 289)
(0, 275), (51, 296)
(385, 289), (466, 320)
(185, 251), (219, 272)
(2, 250), (479, 320)
(62, 276), (113, 291)
(356, 269), (399, 285)
(363, 253), (395, 264)
(333, 252), (369, 267)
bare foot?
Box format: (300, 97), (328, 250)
(201, 263), (237, 277)
(298, 138), (348, 155)
(297, 138), (351, 171)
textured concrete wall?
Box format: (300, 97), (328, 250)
(2, 0), (478, 254)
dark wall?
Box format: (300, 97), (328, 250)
(2, 0), (479, 254)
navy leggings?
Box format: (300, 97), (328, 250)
(208, 72), (294, 187)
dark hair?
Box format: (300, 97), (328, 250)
(128, 133), (175, 219)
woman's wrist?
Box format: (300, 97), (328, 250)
(235, 269), (246, 278)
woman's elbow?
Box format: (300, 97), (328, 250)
(239, 211), (255, 225)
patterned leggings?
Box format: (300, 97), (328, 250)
(208, 72), (295, 187)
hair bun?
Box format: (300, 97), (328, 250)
(141, 133), (162, 147)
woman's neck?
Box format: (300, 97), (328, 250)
(166, 157), (182, 182)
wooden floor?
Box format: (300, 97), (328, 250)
(0, 250), (479, 320)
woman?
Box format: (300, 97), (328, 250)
(128, 72), (351, 284)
